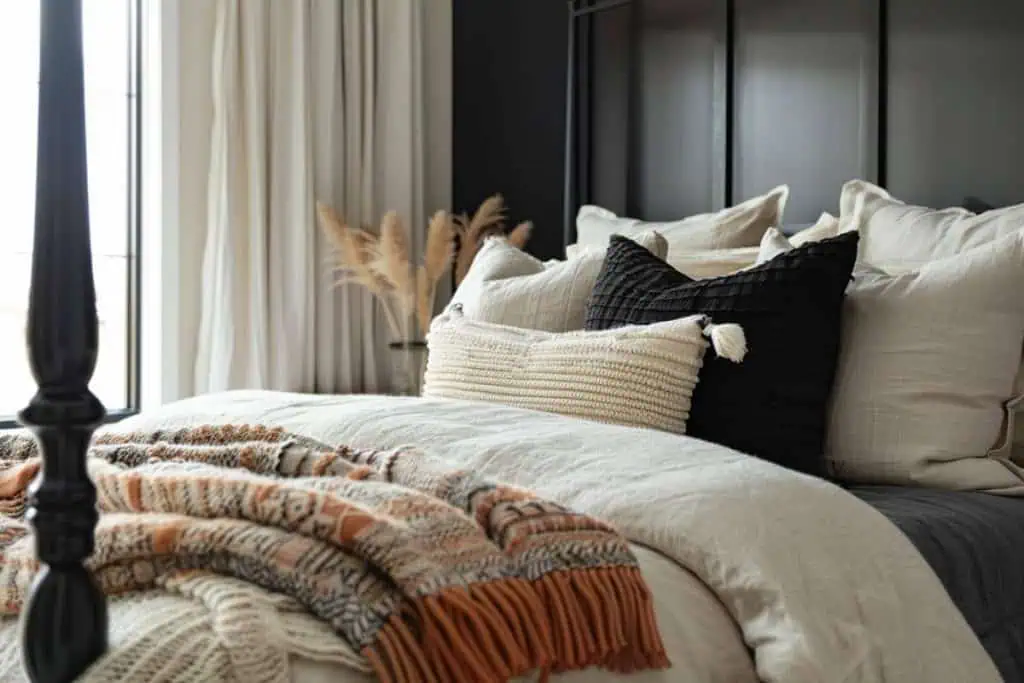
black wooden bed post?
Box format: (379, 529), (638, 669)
(19, 1), (109, 681)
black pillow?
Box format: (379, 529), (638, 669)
(585, 233), (859, 475)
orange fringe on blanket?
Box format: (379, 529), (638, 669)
(363, 567), (668, 683)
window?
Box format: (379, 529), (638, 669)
(0, 0), (141, 423)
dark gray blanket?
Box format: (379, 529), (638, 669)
(852, 486), (1024, 683)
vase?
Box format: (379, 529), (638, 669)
(388, 341), (428, 396)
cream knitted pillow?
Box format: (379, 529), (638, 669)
(423, 311), (746, 434)
(449, 231), (667, 333)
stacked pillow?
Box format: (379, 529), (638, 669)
(840, 179), (1024, 271)
(571, 186), (789, 264)
(831, 180), (1024, 494)
(449, 231), (666, 332)
(428, 179), (1024, 497)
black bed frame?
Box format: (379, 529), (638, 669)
(562, 0), (891, 248)
(20, 2), (108, 681)
(17, 1), (1013, 681)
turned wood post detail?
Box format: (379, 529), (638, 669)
(19, 1), (109, 681)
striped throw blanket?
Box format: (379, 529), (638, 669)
(0, 426), (668, 683)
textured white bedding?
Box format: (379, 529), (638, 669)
(0, 391), (1001, 682)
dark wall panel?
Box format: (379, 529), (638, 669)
(452, 0), (568, 260)
(587, 1), (722, 222)
(590, 5), (633, 217)
(887, 0), (1024, 208)
(455, 0), (1024, 260)
(734, 0), (877, 221)
(632, 0), (720, 219)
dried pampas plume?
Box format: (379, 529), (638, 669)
(373, 211), (415, 320)
(453, 194), (507, 285)
(317, 195), (535, 340)
(507, 221), (533, 249)
(316, 203), (386, 297)
(317, 202), (459, 341)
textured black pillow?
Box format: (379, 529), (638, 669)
(585, 232), (859, 475)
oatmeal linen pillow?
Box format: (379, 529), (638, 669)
(423, 310), (745, 434)
(568, 211), (837, 278)
(576, 185), (789, 257)
(448, 232), (666, 332)
(826, 230), (1024, 494)
(839, 179), (1024, 272)
(568, 241), (762, 279)
(840, 180), (1024, 482)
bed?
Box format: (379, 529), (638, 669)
(10, 1), (1024, 683)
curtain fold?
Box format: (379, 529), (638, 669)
(195, 0), (431, 395)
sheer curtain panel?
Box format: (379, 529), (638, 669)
(195, 0), (432, 394)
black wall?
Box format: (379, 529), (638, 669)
(453, 0), (568, 260)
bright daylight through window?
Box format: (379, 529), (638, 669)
(0, 0), (139, 422)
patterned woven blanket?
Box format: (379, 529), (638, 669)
(0, 425), (667, 683)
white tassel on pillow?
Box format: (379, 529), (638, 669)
(702, 322), (747, 363)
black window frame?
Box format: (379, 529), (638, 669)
(0, 0), (143, 429)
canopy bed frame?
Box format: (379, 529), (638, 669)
(20, 1), (107, 681)
(16, 1), (1024, 682)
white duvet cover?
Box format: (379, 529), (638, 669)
(0, 391), (1000, 683)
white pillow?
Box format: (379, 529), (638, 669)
(423, 311), (745, 434)
(759, 213), (841, 262)
(762, 227), (1024, 493)
(840, 180), (1024, 470)
(826, 231), (1024, 494)
(568, 240), (761, 279)
(448, 232), (666, 332)
(788, 212), (842, 247)
(575, 186), (790, 259)
(839, 179), (1024, 272)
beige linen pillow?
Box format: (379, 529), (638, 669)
(839, 179), (1024, 471)
(423, 311), (745, 434)
(575, 185), (789, 259)
(839, 179), (1024, 272)
(788, 212), (842, 248)
(825, 230), (1024, 494)
(567, 211), (838, 280)
(759, 214), (841, 262)
(568, 241), (761, 278)
(449, 232), (666, 332)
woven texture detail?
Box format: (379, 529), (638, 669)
(0, 427), (668, 683)
(0, 572), (363, 683)
(424, 312), (713, 434)
(585, 233), (858, 475)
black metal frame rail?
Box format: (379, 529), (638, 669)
(563, 0), (891, 246)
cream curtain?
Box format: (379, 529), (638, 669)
(194, 0), (433, 395)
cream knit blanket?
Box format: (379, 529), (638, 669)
(0, 573), (367, 683)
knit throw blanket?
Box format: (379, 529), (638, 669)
(0, 426), (668, 683)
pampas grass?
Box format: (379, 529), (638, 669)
(507, 221), (533, 250)
(453, 194), (507, 285)
(317, 195), (533, 340)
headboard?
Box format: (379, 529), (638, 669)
(563, 0), (1024, 247)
